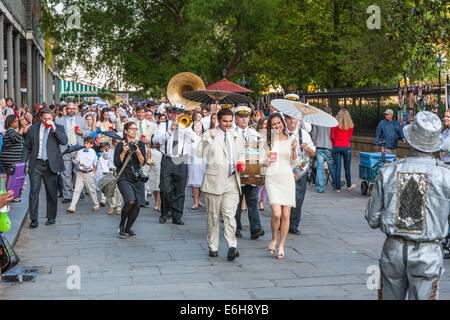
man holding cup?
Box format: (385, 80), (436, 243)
(195, 108), (245, 261)
(55, 102), (91, 203)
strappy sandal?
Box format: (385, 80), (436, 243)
(347, 184), (356, 191)
(268, 248), (275, 255)
(276, 251), (285, 260)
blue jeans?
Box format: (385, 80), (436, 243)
(332, 146), (352, 190)
(315, 148), (336, 191)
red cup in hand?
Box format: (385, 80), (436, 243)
(75, 126), (79, 132)
(109, 126), (113, 131)
(237, 161), (245, 172)
(269, 151), (277, 162)
(95, 137), (99, 144)
(44, 120), (51, 129)
(141, 135), (147, 140)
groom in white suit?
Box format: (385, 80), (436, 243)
(195, 108), (245, 261)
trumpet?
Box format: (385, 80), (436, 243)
(177, 115), (192, 129)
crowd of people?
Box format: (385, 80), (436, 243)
(0, 94), (449, 300)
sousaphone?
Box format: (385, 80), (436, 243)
(167, 72), (206, 111)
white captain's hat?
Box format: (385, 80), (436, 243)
(234, 106), (251, 116)
(284, 93), (300, 101)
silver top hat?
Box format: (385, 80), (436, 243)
(403, 111), (443, 153)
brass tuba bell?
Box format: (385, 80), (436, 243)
(167, 72), (206, 111)
(177, 115), (192, 129)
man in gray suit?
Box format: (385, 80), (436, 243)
(55, 102), (91, 203)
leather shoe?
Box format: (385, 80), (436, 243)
(251, 229), (265, 240)
(173, 220), (184, 225)
(209, 251), (218, 257)
(289, 229), (301, 235)
(227, 247), (240, 261)
(235, 230), (243, 238)
(62, 198), (72, 204)
(29, 220), (39, 229)
(45, 218), (56, 225)
(159, 216), (167, 224)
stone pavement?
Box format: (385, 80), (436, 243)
(3, 156), (450, 300)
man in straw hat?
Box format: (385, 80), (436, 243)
(366, 111), (450, 300)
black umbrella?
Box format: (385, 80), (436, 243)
(182, 89), (252, 105)
(101, 131), (124, 140)
(63, 145), (85, 155)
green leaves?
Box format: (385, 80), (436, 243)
(41, 0), (448, 94)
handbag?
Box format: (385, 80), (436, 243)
(0, 232), (20, 274)
(97, 152), (133, 199)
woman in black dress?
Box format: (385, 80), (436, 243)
(114, 121), (147, 238)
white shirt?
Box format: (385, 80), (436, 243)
(106, 147), (116, 170)
(97, 154), (110, 175)
(201, 115), (211, 130)
(152, 120), (195, 157)
(289, 128), (316, 157)
(130, 117), (157, 142)
(37, 123), (47, 160)
(75, 148), (98, 171)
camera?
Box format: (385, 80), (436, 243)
(128, 142), (138, 152)
(131, 166), (149, 183)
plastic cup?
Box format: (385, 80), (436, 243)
(237, 161), (244, 172)
(269, 151), (277, 162)
(75, 126), (79, 132)
(44, 121), (51, 128)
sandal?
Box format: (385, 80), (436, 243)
(268, 240), (277, 255)
(276, 250), (285, 260)
(347, 184), (356, 191)
(191, 206), (199, 210)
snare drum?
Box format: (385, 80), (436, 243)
(240, 140), (265, 186)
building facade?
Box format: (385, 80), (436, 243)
(0, 0), (59, 107)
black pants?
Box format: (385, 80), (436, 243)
(235, 185), (262, 233)
(28, 159), (58, 222)
(290, 174), (308, 231)
(159, 155), (188, 222)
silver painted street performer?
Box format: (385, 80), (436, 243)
(365, 111), (450, 300)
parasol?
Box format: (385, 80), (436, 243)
(182, 89), (252, 105)
(101, 131), (124, 140)
(270, 99), (338, 127)
(63, 145), (85, 155)
(206, 78), (253, 93)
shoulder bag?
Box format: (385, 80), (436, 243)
(97, 151), (133, 199)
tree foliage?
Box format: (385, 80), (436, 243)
(41, 0), (448, 94)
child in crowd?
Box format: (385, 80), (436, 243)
(96, 142), (111, 208)
(148, 137), (162, 211)
(67, 137), (100, 213)
(106, 139), (123, 215)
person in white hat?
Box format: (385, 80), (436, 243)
(366, 111), (450, 300)
(233, 106), (265, 240)
(152, 103), (196, 225)
(374, 108), (406, 155)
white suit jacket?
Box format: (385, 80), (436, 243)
(195, 128), (244, 195)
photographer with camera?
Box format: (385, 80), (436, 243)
(114, 122), (147, 239)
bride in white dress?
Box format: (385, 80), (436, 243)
(263, 113), (298, 259)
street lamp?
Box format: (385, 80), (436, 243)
(436, 55), (444, 107)
(222, 66), (228, 78)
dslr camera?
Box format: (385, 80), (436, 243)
(128, 141), (138, 152)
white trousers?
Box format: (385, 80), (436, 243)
(69, 171), (99, 210)
(204, 175), (240, 252)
